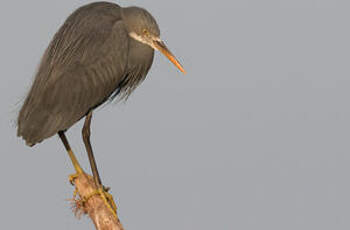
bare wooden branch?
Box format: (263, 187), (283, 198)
(70, 173), (125, 230)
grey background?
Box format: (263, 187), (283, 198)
(1, 0), (350, 229)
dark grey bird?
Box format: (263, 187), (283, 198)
(17, 1), (185, 211)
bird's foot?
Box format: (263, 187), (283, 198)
(69, 172), (83, 185)
(82, 187), (117, 217)
(68, 172), (117, 217)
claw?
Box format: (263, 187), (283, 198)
(103, 186), (111, 192)
(69, 173), (81, 185)
(73, 188), (78, 199)
(102, 188), (117, 212)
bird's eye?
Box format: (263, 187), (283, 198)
(143, 29), (148, 35)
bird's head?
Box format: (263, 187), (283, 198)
(121, 7), (185, 74)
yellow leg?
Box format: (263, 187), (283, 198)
(67, 149), (83, 174)
(59, 131), (84, 174)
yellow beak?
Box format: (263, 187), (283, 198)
(153, 40), (186, 74)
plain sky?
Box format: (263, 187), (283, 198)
(1, 0), (350, 229)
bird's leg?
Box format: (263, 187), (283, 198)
(82, 111), (102, 187)
(82, 111), (117, 214)
(58, 131), (84, 183)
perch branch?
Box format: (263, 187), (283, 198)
(70, 172), (124, 230)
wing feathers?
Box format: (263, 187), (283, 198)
(17, 3), (129, 145)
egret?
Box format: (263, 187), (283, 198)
(17, 2), (185, 213)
